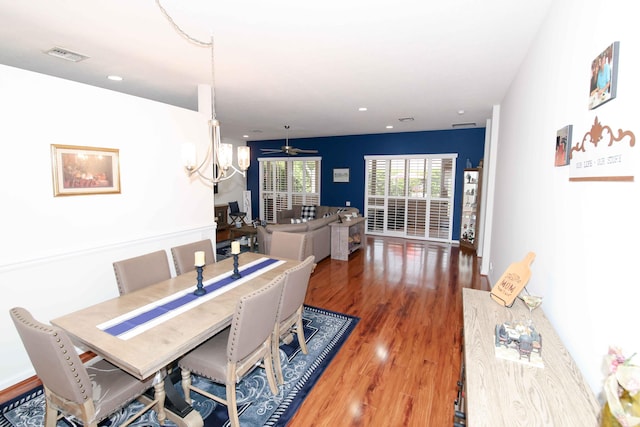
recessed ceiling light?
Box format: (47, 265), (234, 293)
(243, 135), (249, 138)
(386, 125), (394, 129)
(107, 75), (123, 81)
(458, 109), (465, 115)
(358, 107), (367, 111)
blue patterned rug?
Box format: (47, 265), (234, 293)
(1, 306), (358, 427)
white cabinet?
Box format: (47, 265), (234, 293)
(329, 216), (365, 261)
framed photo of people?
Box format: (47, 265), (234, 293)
(555, 125), (572, 167)
(589, 41), (619, 110)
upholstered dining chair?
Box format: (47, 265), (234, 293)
(178, 274), (285, 427)
(113, 250), (171, 295)
(272, 255), (316, 385)
(9, 307), (159, 427)
(171, 239), (216, 275)
(268, 231), (310, 261)
(228, 201), (247, 225)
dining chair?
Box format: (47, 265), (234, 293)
(272, 255), (316, 385)
(113, 250), (171, 295)
(268, 231), (309, 261)
(228, 201), (247, 225)
(171, 239), (216, 275)
(178, 274), (285, 427)
(9, 307), (159, 427)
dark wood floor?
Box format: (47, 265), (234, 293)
(289, 235), (489, 427)
(1, 236), (489, 426)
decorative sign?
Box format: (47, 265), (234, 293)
(490, 252), (536, 307)
(569, 117), (636, 182)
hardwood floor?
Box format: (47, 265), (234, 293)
(289, 236), (489, 427)
(0, 236), (489, 426)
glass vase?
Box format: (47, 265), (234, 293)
(600, 388), (640, 427)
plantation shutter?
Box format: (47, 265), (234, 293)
(259, 157), (321, 222)
(364, 154), (456, 242)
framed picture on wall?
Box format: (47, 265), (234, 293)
(555, 125), (572, 167)
(589, 41), (619, 110)
(333, 168), (350, 183)
(51, 144), (121, 196)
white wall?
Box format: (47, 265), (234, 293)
(0, 65), (243, 389)
(488, 0), (638, 398)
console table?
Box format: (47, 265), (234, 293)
(461, 288), (599, 426)
(329, 216), (365, 261)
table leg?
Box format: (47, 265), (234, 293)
(154, 381), (167, 425)
(139, 370), (203, 427)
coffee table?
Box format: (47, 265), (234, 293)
(229, 224), (258, 252)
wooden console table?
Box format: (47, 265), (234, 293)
(329, 216), (365, 261)
(462, 288), (599, 426)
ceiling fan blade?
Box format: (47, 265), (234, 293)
(290, 148), (318, 154)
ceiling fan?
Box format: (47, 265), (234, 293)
(260, 125), (319, 156)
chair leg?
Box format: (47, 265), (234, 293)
(264, 347), (279, 395)
(295, 309), (308, 354)
(43, 399), (58, 427)
(226, 366), (240, 427)
(181, 369), (193, 404)
(272, 328), (285, 385)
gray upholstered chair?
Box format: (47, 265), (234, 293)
(272, 255), (316, 384)
(178, 274), (285, 427)
(171, 239), (216, 275)
(113, 250), (171, 295)
(9, 307), (159, 427)
(268, 231), (309, 261)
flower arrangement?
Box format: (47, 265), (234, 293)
(601, 347), (640, 427)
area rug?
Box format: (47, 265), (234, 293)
(1, 306), (358, 427)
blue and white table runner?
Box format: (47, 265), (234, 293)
(97, 257), (285, 340)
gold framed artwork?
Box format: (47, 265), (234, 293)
(51, 144), (121, 196)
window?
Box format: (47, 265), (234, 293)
(259, 157), (321, 222)
(364, 154), (456, 242)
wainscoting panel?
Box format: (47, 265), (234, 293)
(0, 225), (216, 391)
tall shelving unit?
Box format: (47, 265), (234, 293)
(460, 168), (481, 252)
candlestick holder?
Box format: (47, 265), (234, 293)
(231, 254), (242, 279)
(194, 265), (206, 296)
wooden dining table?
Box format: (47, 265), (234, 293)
(51, 252), (298, 427)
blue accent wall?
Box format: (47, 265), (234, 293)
(246, 127), (485, 240)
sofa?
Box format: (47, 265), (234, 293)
(256, 205), (360, 261)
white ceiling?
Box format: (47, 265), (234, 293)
(0, 0), (552, 141)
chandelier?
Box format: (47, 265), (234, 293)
(156, 1), (250, 184)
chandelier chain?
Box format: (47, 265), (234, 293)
(155, 0), (216, 120)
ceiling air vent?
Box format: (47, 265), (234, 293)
(452, 122), (476, 128)
(45, 47), (89, 63)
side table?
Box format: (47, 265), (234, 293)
(329, 216), (365, 260)
(229, 225), (258, 252)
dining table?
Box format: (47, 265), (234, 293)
(51, 252), (299, 427)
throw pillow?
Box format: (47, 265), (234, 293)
(301, 205), (317, 220)
(290, 218), (308, 224)
(323, 212), (334, 218)
(336, 207), (348, 213)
